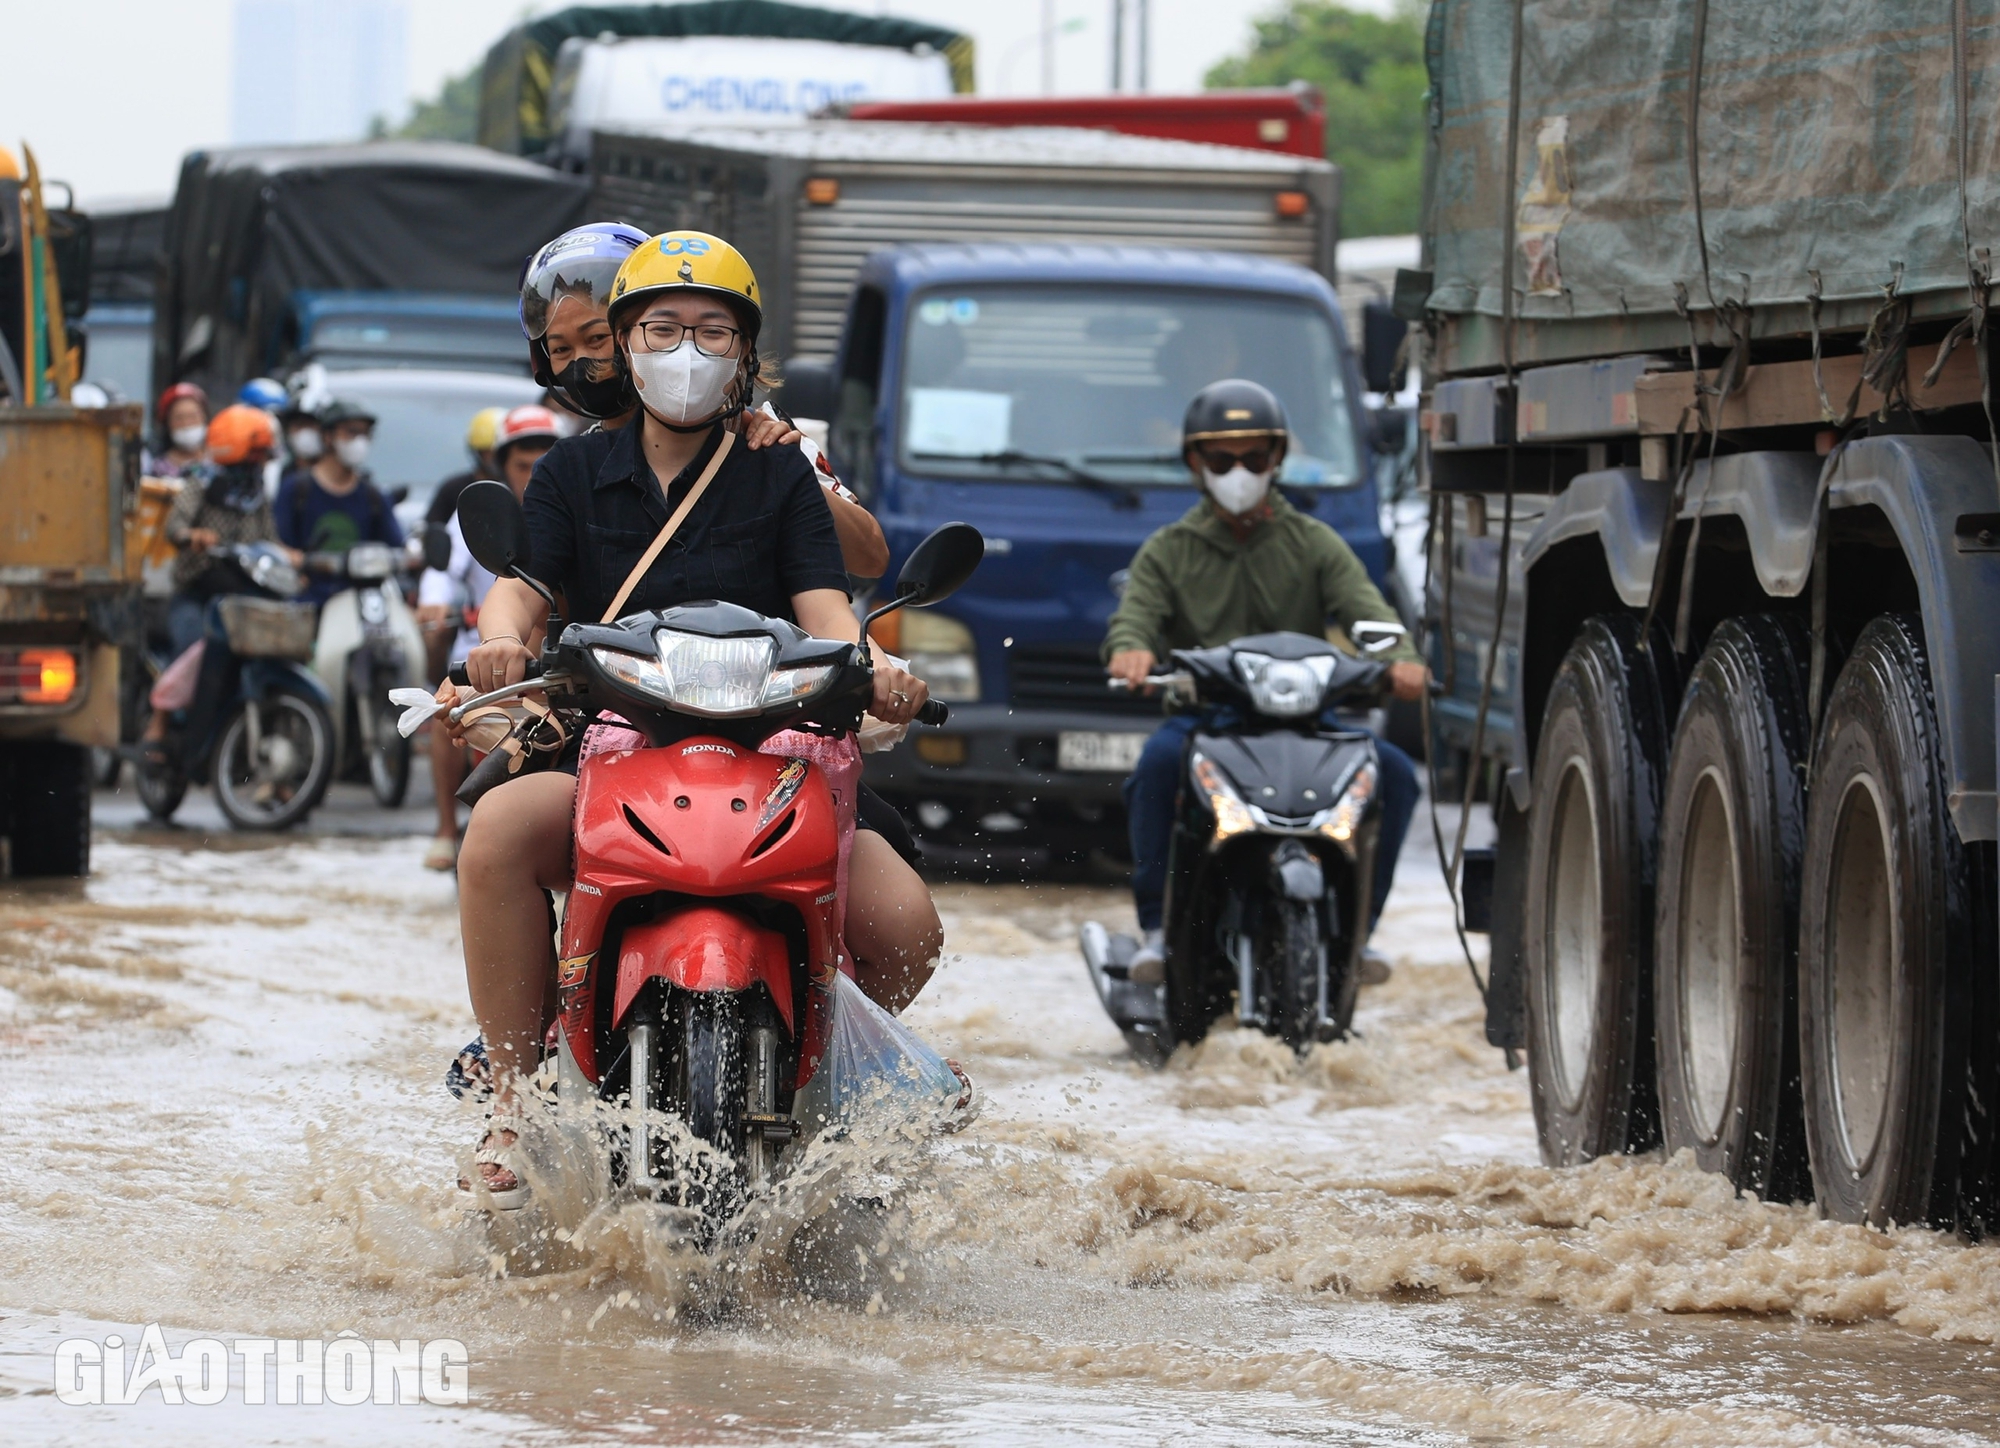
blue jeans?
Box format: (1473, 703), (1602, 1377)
(1123, 709), (1419, 934)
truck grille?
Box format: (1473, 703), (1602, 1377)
(1008, 642), (1161, 717)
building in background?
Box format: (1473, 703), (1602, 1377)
(231, 0), (409, 146)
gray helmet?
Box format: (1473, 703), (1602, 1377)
(317, 397), (377, 428)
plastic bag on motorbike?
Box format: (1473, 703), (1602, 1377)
(794, 972), (962, 1133)
(150, 640), (205, 712)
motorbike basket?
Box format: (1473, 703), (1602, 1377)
(217, 597), (318, 661)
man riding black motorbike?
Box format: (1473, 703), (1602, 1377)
(1104, 380), (1427, 984)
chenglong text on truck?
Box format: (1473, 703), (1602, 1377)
(1416, 2), (2000, 1231)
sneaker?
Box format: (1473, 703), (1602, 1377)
(1127, 928), (1166, 985)
(1359, 949), (1393, 986)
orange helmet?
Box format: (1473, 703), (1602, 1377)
(206, 403), (277, 465)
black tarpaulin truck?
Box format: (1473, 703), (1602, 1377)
(1416, 2), (2000, 1231)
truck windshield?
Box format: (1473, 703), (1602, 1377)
(897, 285), (1359, 487)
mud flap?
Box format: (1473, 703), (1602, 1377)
(1080, 921), (1171, 1066)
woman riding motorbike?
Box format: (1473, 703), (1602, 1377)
(444, 231), (941, 1199)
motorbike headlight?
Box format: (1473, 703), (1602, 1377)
(654, 630), (779, 717)
(760, 663), (836, 708)
(250, 552), (304, 598)
(1234, 651), (1336, 718)
(1315, 760), (1377, 857)
(346, 542), (395, 580)
(1190, 751), (1258, 846)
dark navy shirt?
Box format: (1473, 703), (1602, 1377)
(520, 421), (848, 626)
(274, 471), (405, 606)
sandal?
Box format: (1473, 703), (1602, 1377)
(457, 1112), (530, 1211)
(424, 835), (459, 871)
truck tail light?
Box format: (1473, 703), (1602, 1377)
(805, 177), (841, 205)
(0, 648), (79, 705)
(1274, 190), (1310, 218)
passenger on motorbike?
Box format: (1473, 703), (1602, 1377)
(417, 404), (562, 870)
(142, 405), (301, 762)
(276, 397), (405, 608)
(143, 382), (210, 480)
(441, 231), (941, 1196)
(1104, 380), (1429, 984)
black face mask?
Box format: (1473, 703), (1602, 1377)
(205, 463), (266, 513)
(552, 356), (635, 419)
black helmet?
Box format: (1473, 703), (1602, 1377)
(1182, 378), (1289, 447)
(317, 397), (378, 428)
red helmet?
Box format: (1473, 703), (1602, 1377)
(496, 404), (562, 452)
(156, 381), (208, 425)
(206, 403), (276, 465)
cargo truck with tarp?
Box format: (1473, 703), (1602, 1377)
(1412, 1), (2000, 1232)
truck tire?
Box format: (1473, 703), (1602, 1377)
(1799, 614), (1977, 1227)
(4, 740), (92, 878)
(1654, 615), (1811, 1201)
(1524, 615), (1672, 1165)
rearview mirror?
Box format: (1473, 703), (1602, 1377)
(1360, 300), (1408, 395)
(458, 480), (532, 579)
(421, 523), (453, 573)
(894, 522), (984, 607)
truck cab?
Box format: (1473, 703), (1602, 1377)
(814, 243), (1392, 861)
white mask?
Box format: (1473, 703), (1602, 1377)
(171, 424), (207, 453)
(334, 435), (371, 468)
(288, 426), (323, 460)
(1204, 463), (1274, 516)
(629, 344), (739, 427)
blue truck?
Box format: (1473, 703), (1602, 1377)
(807, 243), (1402, 862)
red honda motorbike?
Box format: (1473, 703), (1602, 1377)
(445, 481), (980, 1231)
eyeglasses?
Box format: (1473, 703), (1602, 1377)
(628, 321), (743, 357)
(1195, 443), (1277, 473)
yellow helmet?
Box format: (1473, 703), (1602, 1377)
(466, 405), (507, 453)
(607, 231), (763, 343)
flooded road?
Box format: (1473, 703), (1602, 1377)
(4, 780), (2000, 1444)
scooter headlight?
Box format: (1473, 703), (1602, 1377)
(1191, 751), (1258, 846)
(653, 630), (778, 716)
(592, 645), (672, 701)
(1234, 651), (1335, 718)
(760, 662), (836, 708)
(1315, 760), (1377, 857)
(345, 541), (395, 580)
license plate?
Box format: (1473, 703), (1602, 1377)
(1057, 730), (1150, 772)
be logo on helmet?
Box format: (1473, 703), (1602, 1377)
(657, 236), (712, 257)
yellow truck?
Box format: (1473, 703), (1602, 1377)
(1, 144), (144, 876)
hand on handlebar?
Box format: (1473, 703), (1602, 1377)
(869, 658), (928, 726)
(1107, 648), (1158, 694)
(465, 636), (535, 693)
(1386, 661), (1428, 702)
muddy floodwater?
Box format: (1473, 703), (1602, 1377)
(5, 789), (2000, 1445)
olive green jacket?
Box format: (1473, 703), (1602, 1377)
(1101, 493), (1420, 665)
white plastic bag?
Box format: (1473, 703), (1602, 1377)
(795, 972), (961, 1132)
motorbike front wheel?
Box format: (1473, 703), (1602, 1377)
(136, 751), (188, 822)
(366, 700), (411, 808)
(213, 692), (334, 830)
(1268, 898), (1337, 1051)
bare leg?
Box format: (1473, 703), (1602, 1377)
(846, 831), (943, 1015)
(456, 769), (575, 1107)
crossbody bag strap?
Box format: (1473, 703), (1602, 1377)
(599, 428), (736, 624)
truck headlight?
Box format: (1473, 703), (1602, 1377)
(1234, 651), (1335, 718)
(1191, 751), (1257, 846)
(901, 611), (980, 702)
(1315, 760), (1377, 857)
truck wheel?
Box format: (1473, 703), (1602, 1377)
(3, 740), (92, 877)
(1799, 614), (1976, 1227)
(1524, 615), (1671, 1165)
(1654, 615), (1811, 1201)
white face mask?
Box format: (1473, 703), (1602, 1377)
(1204, 463), (1274, 516)
(171, 424), (207, 453)
(629, 343), (739, 427)
(288, 427), (323, 460)
(334, 435), (371, 468)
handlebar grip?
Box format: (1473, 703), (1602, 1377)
(456, 744), (516, 808)
(448, 664), (469, 687)
(916, 698), (949, 727)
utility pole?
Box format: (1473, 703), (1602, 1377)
(1110, 0), (1124, 92)
(1136, 0), (1149, 91)
(1042, 0), (1056, 95)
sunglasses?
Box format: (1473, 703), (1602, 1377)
(1195, 443), (1277, 474)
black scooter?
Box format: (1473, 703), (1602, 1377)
(1081, 626), (1403, 1062)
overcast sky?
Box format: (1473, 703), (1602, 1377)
(6, 0), (1393, 205)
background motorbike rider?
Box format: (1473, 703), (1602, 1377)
(276, 397), (405, 608)
(141, 405), (302, 765)
(439, 229), (937, 1200)
(1104, 379), (1428, 985)
(143, 382), (209, 479)
(426, 404), (507, 531)
(416, 403), (561, 871)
